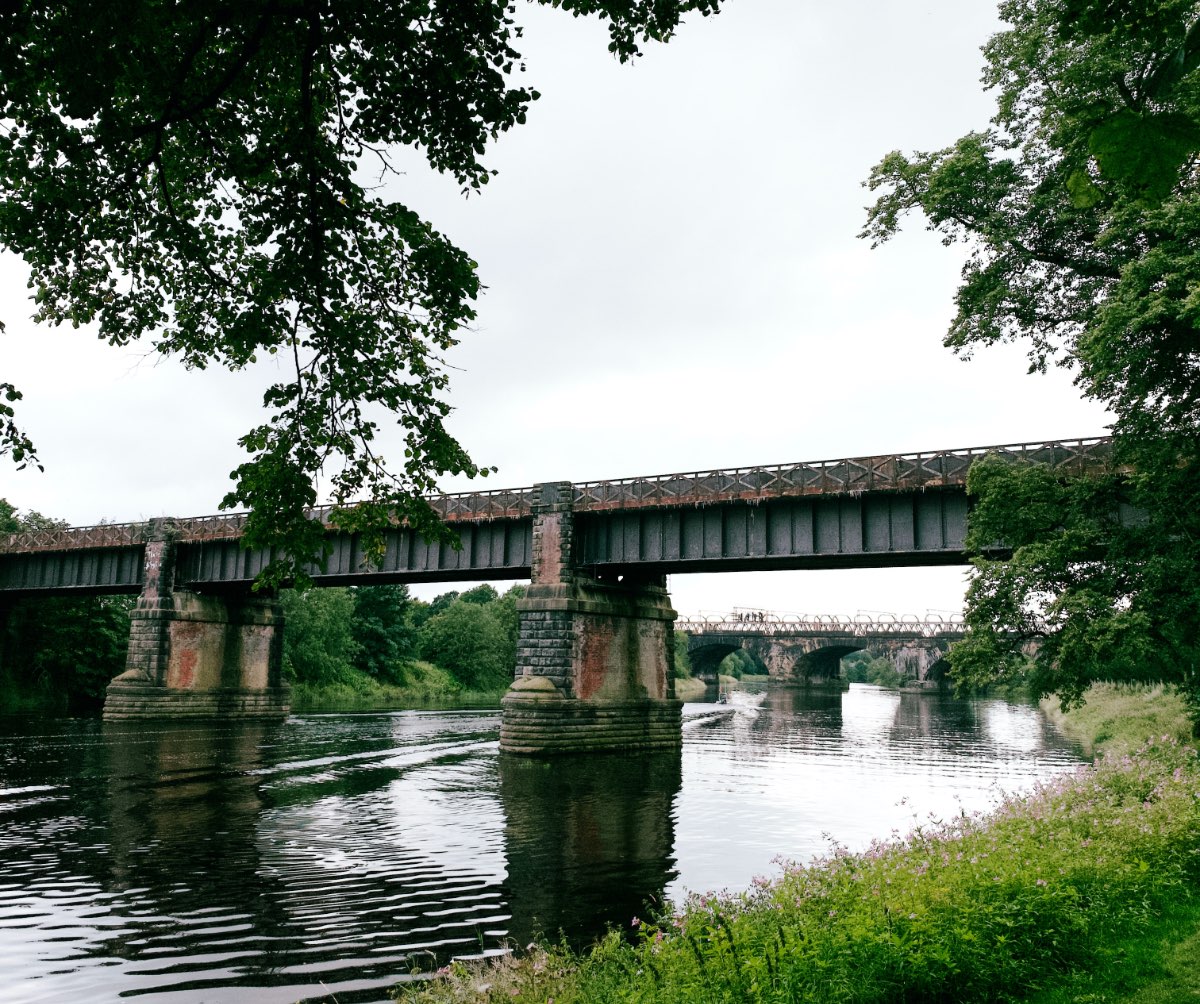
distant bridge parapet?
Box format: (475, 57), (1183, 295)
(676, 612), (965, 639)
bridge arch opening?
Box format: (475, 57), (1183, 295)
(926, 657), (952, 685)
(793, 644), (864, 683)
(687, 643), (740, 683)
(717, 647), (767, 680)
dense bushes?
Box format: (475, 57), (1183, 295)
(0, 593), (133, 712)
(417, 597), (513, 691)
(280, 582), (525, 701)
(717, 648), (762, 679)
(0, 500), (133, 712)
(843, 650), (906, 688)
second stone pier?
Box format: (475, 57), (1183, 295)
(500, 483), (681, 754)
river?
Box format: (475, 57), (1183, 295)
(0, 685), (1084, 1004)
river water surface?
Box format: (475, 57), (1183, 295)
(0, 686), (1085, 1004)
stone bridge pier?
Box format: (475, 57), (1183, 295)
(500, 483), (681, 754)
(104, 522), (290, 719)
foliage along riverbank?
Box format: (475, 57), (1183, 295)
(278, 582), (521, 709)
(397, 689), (1200, 1004)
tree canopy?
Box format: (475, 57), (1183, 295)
(864, 0), (1200, 728)
(0, 1), (721, 585)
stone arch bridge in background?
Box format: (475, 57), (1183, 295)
(679, 613), (967, 688)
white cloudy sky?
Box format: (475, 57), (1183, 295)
(0, 0), (1110, 616)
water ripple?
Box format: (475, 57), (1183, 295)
(0, 690), (1083, 1002)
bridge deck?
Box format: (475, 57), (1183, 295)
(0, 437), (1110, 595)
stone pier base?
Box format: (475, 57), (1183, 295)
(501, 679), (682, 753)
(104, 681), (290, 719)
(501, 575), (681, 755)
(104, 588), (289, 721)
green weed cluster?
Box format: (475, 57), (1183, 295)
(290, 660), (503, 711)
(397, 737), (1200, 1004)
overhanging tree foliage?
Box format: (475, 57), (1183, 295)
(863, 0), (1200, 729)
(0, 1), (721, 585)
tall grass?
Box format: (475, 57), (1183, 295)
(396, 737), (1200, 1003)
(1043, 683), (1194, 756)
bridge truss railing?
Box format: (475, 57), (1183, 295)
(0, 485), (539, 554)
(1, 436), (1111, 554)
(572, 437), (1112, 511)
(676, 613), (966, 638)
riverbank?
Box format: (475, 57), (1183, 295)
(1042, 683), (1195, 755)
(397, 688), (1200, 1004)
(291, 661), (506, 711)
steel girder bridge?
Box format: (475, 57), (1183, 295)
(0, 435), (1107, 745)
(1, 436), (1112, 596)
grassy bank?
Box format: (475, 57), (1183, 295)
(290, 661), (505, 711)
(1043, 683), (1194, 756)
(674, 676), (708, 701)
(398, 731), (1200, 1003)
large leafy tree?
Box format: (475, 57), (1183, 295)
(279, 586), (359, 684)
(350, 584), (417, 682)
(863, 0), (1200, 730)
(418, 597), (510, 690)
(0, 1), (721, 584)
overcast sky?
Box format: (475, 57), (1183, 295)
(1, 0), (1110, 617)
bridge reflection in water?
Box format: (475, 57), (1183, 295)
(500, 751), (679, 947)
(0, 712), (681, 1003)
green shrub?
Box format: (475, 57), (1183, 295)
(418, 599), (511, 691)
(673, 631), (693, 679)
(291, 660), (468, 709)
